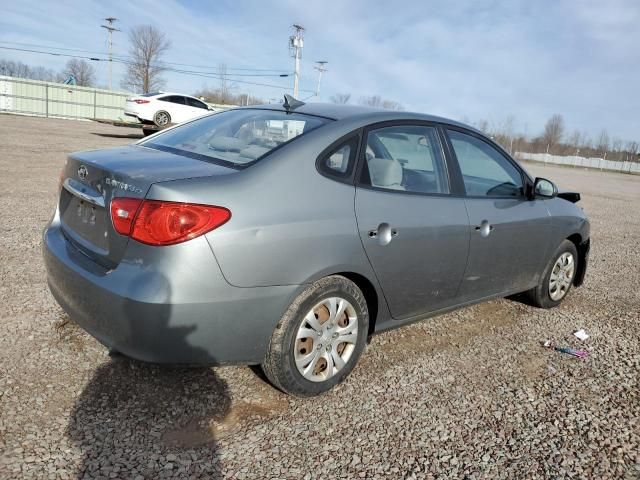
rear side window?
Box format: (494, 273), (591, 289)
(142, 109), (331, 167)
(447, 129), (523, 197)
(159, 96), (185, 105)
(186, 97), (208, 109)
(319, 137), (358, 177)
(361, 125), (449, 194)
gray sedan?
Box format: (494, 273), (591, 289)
(43, 98), (590, 396)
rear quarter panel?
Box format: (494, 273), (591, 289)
(146, 120), (380, 289)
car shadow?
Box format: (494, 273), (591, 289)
(91, 132), (144, 139)
(66, 272), (231, 478)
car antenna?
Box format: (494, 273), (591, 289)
(283, 94), (305, 112)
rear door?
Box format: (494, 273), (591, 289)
(444, 128), (552, 300)
(354, 122), (470, 319)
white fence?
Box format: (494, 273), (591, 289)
(517, 152), (640, 174)
(0, 75), (235, 123)
(0, 75), (131, 121)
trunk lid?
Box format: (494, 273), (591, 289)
(59, 145), (235, 267)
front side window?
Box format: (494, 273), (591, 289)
(361, 125), (448, 194)
(448, 129), (523, 197)
(142, 109), (331, 167)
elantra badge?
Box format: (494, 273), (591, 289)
(105, 177), (143, 194)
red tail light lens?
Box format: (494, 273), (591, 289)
(110, 198), (231, 246)
(133, 99), (150, 104)
(110, 198), (143, 235)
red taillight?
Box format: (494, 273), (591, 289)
(133, 99), (150, 104)
(110, 198), (143, 235)
(110, 198), (230, 246)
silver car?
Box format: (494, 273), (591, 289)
(43, 98), (590, 396)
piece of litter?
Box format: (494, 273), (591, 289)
(573, 329), (589, 341)
(542, 340), (589, 359)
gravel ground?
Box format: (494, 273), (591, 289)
(0, 114), (638, 479)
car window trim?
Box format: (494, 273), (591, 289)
(315, 130), (363, 184)
(354, 120), (453, 198)
(442, 125), (532, 200)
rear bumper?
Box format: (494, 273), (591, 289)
(43, 214), (300, 365)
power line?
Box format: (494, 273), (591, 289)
(0, 45), (313, 92)
(0, 40), (291, 73)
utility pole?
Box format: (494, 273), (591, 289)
(313, 61), (328, 99)
(101, 17), (120, 90)
(289, 24), (305, 98)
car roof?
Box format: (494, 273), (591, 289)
(151, 92), (199, 100)
(246, 102), (478, 131)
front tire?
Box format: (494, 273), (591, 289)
(262, 275), (369, 397)
(526, 239), (578, 308)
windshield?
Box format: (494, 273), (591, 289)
(141, 109), (331, 168)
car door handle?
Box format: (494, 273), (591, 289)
(474, 220), (494, 237)
(369, 223), (398, 245)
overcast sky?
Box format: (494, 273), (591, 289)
(1, 0), (638, 141)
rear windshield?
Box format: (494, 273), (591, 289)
(141, 109), (331, 167)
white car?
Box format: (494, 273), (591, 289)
(124, 92), (214, 135)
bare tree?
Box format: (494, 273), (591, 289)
(381, 99), (404, 111)
(0, 59), (32, 77)
(596, 129), (610, 157)
(359, 95), (403, 110)
(625, 141), (639, 162)
(194, 86), (263, 106)
(475, 119), (490, 134)
(330, 93), (351, 104)
(64, 59), (95, 86)
(121, 25), (171, 93)
(542, 114), (565, 153)
(359, 95), (382, 107)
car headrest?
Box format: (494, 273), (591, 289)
(368, 157), (404, 190)
(208, 136), (245, 152)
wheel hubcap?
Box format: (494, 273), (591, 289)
(294, 297), (358, 382)
(156, 113), (169, 126)
(549, 252), (575, 301)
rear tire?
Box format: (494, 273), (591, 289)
(142, 128), (155, 137)
(153, 110), (171, 127)
(262, 275), (369, 397)
(525, 239), (578, 308)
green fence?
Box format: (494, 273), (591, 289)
(0, 75), (132, 121)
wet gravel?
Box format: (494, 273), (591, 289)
(0, 114), (639, 479)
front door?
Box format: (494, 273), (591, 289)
(355, 123), (470, 319)
(445, 128), (552, 301)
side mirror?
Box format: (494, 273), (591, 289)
(533, 177), (557, 198)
